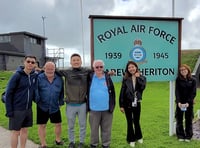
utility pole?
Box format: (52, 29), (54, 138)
(80, 0), (85, 66)
(172, 0), (175, 17)
(169, 0), (175, 136)
(42, 16), (46, 37)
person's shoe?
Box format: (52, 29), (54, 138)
(68, 142), (75, 148)
(78, 143), (84, 148)
(138, 138), (143, 144)
(55, 140), (64, 145)
(38, 146), (47, 148)
(178, 138), (184, 142)
(90, 144), (97, 148)
(185, 139), (191, 142)
(130, 142), (135, 147)
(102, 145), (110, 148)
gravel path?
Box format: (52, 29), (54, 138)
(193, 119), (200, 140)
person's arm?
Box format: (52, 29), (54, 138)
(34, 75), (41, 104)
(5, 73), (20, 117)
(59, 77), (65, 106)
(137, 75), (146, 91)
(119, 78), (126, 113)
(175, 78), (181, 104)
(187, 77), (197, 105)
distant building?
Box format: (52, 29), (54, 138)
(0, 31), (47, 70)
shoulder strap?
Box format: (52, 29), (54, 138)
(14, 71), (22, 87)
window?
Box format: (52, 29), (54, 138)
(30, 37), (41, 45)
(0, 35), (11, 43)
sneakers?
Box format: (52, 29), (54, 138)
(55, 140), (64, 145)
(185, 139), (191, 142)
(78, 143), (84, 148)
(178, 139), (184, 142)
(38, 146), (47, 148)
(138, 139), (143, 144)
(130, 142), (135, 147)
(68, 142), (75, 148)
(102, 145), (110, 148)
(90, 144), (97, 148)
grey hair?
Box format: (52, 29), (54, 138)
(92, 59), (105, 68)
(44, 61), (56, 68)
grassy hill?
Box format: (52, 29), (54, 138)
(181, 49), (200, 70)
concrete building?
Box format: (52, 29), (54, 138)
(0, 31), (47, 70)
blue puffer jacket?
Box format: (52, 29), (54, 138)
(5, 66), (37, 117)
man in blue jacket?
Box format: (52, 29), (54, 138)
(35, 61), (64, 148)
(5, 55), (37, 148)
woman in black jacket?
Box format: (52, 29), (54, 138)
(119, 61), (146, 148)
(175, 64), (196, 142)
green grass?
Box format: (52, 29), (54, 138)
(1, 71), (200, 148)
(1, 50), (200, 148)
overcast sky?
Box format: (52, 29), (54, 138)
(0, 0), (200, 66)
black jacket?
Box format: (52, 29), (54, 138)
(119, 75), (146, 108)
(175, 76), (196, 104)
(59, 67), (91, 104)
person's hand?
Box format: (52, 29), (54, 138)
(120, 107), (125, 113)
(178, 102), (182, 108)
(108, 70), (115, 76)
(135, 72), (141, 77)
(185, 103), (189, 107)
(35, 67), (42, 72)
(6, 111), (13, 118)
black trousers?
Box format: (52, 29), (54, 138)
(175, 104), (194, 139)
(124, 103), (142, 143)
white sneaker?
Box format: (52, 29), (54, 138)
(185, 139), (190, 142)
(138, 139), (143, 144)
(178, 139), (184, 142)
(130, 142), (135, 147)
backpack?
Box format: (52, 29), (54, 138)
(1, 91), (6, 103)
(1, 72), (21, 103)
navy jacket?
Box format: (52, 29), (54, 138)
(5, 66), (37, 117)
(35, 73), (64, 114)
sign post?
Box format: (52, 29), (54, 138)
(89, 15), (183, 136)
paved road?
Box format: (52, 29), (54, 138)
(0, 126), (39, 148)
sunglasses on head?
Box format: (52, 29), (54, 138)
(26, 60), (35, 64)
(95, 66), (103, 69)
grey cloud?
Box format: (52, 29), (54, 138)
(0, 0), (199, 54)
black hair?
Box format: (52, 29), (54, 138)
(70, 53), (81, 59)
(24, 55), (37, 61)
(124, 60), (139, 78)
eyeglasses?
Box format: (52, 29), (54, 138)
(26, 60), (35, 64)
(180, 68), (186, 71)
(95, 66), (103, 69)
